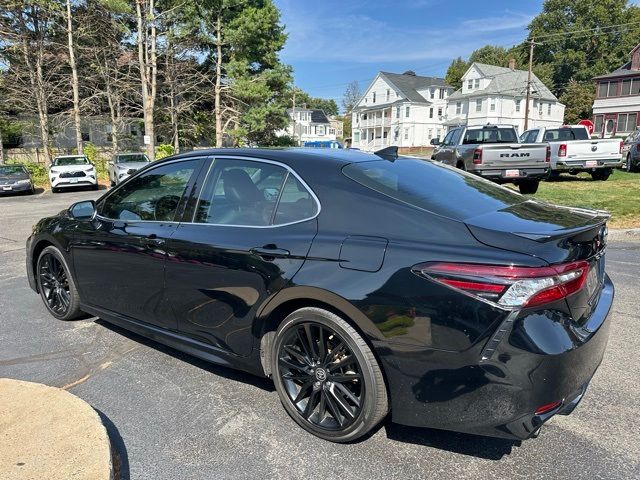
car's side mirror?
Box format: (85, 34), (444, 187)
(430, 139), (441, 146)
(69, 200), (96, 221)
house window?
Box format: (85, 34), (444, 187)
(539, 102), (543, 115)
(405, 106), (410, 118)
(437, 107), (443, 117)
(427, 129), (432, 139)
(633, 79), (640, 95)
(430, 89), (435, 99)
(354, 132), (360, 143)
(383, 130), (388, 139)
(474, 79), (480, 88)
(476, 99), (482, 112)
(81, 130), (90, 142)
(490, 99), (496, 112)
(437, 129), (441, 139)
(618, 113), (638, 132)
(622, 79), (632, 95)
(304, 126), (308, 134)
(386, 89), (390, 101)
(594, 115), (604, 134)
(396, 106), (400, 118)
(404, 128), (409, 140)
(547, 103), (552, 115)
(372, 92), (376, 103)
(439, 88), (445, 99)
(607, 82), (618, 97)
(515, 99), (521, 112)
(429, 107), (434, 119)
(456, 102), (462, 114)
(467, 79), (473, 89)
(318, 125), (325, 135)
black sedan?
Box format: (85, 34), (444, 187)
(0, 164), (34, 195)
(26, 148), (613, 443)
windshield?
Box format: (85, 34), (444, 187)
(542, 128), (589, 141)
(462, 128), (518, 144)
(0, 165), (26, 176)
(117, 154), (150, 163)
(342, 158), (523, 221)
(53, 156), (90, 166)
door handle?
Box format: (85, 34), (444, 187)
(250, 246), (290, 259)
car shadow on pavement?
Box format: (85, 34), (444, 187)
(96, 408), (130, 480)
(95, 319), (275, 393)
(383, 421), (520, 460)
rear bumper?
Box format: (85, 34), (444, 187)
(376, 274), (614, 440)
(554, 158), (623, 171)
(471, 167), (548, 183)
(0, 182), (33, 193)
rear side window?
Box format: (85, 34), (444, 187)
(462, 128), (517, 144)
(342, 159), (523, 221)
(542, 128), (589, 141)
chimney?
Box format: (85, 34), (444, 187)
(632, 45), (640, 71)
(508, 58), (516, 70)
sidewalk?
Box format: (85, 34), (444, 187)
(0, 378), (112, 480)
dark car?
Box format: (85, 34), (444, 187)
(26, 148), (613, 443)
(0, 164), (34, 195)
(621, 129), (640, 172)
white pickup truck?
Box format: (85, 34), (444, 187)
(520, 125), (623, 181)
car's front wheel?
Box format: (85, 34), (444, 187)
(36, 246), (83, 321)
(272, 307), (388, 442)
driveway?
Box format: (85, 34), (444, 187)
(1, 188), (639, 479)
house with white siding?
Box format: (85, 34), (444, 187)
(445, 61), (564, 134)
(351, 71), (453, 151)
(283, 108), (337, 144)
(592, 44), (640, 138)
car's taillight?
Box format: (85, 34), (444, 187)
(620, 140), (624, 154)
(545, 145), (551, 162)
(473, 148), (482, 164)
(558, 143), (567, 157)
(412, 261), (590, 309)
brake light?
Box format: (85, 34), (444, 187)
(413, 261), (590, 309)
(545, 145), (551, 162)
(558, 143), (567, 157)
(535, 401), (562, 416)
(473, 148), (482, 164)
(620, 140), (624, 154)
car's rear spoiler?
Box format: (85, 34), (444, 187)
(374, 146), (398, 161)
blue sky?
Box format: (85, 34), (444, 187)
(275, 0), (546, 109)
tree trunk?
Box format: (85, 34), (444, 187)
(0, 128), (4, 165)
(215, 15), (223, 148)
(136, 0), (156, 161)
(66, 0), (83, 154)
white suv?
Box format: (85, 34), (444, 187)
(49, 155), (98, 193)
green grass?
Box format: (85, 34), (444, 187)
(520, 170), (640, 228)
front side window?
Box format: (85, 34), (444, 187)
(99, 159), (200, 221)
(442, 130), (454, 145)
(194, 158), (317, 226)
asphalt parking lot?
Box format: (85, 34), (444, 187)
(1, 188), (639, 480)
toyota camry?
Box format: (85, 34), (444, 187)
(26, 147), (613, 442)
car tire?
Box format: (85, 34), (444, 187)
(591, 169), (611, 181)
(51, 187), (59, 193)
(36, 246), (83, 321)
(518, 180), (539, 194)
(110, 179), (115, 187)
(546, 170), (560, 181)
(272, 307), (389, 443)
(92, 183), (99, 190)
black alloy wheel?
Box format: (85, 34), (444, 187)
(272, 308), (388, 442)
(37, 246), (82, 320)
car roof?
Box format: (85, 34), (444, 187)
(54, 154), (88, 159)
(167, 147), (385, 168)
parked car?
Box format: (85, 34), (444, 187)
(27, 148), (613, 443)
(621, 129), (640, 172)
(520, 125), (624, 180)
(108, 152), (151, 186)
(0, 164), (34, 195)
(49, 155), (98, 193)
(431, 124), (549, 194)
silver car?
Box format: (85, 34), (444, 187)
(108, 153), (151, 186)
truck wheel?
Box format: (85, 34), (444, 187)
(456, 161), (466, 171)
(518, 180), (539, 195)
(546, 170), (560, 181)
(626, 155), (635, 173)
(591, 169), (611, 181)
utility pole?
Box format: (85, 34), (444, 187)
(292, 89), (297, 146)
(524, 38), (542, 131)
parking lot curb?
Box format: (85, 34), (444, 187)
(0, 378), (113, 480)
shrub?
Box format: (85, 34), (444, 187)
(6, 160), (48, 187)
(155, 144), (175, 160)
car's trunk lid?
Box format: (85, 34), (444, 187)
(479, 143), (548, 169)
(464, 199), (609, 322)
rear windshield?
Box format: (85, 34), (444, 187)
(53, 156), (89, 166)
(342, 159), (523, 221)
(542, 128), (589, 141)
(462, 128), (517, 144)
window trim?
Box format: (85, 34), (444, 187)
(190, 156), (322, 229)
(95, 156), (206, 225)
